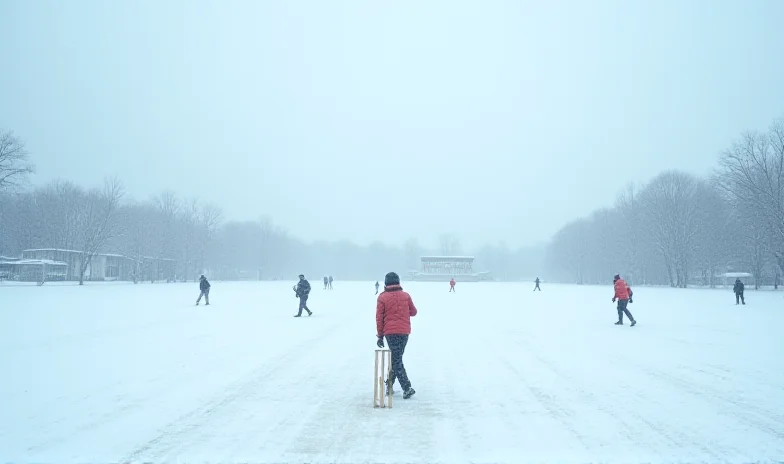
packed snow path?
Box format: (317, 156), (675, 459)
(1, 281), (783, 463)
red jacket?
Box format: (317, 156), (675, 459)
(614, 279), (632, 300)
(450, 279), (455, 287)
(376, 285), (417, 337)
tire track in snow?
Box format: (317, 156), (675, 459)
(120, 317), (345, 462)
(486, 333), (595, 455)
(507, 336), (733, 461)
(12, 314), (241, 455)
(628, 359), (784, 443)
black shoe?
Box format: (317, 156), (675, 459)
(630, 320), (636, 327)
(308, 311), (313, 316)
(403, 388), (416, 399)
(614, 321), (623, 325)
(294, 314), (301, 317)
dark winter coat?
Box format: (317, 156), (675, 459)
(376, 285), (418, 337)
(200, 278), (210, 291)
(296, 279), (311, 298)
(734, 280), (745, 294)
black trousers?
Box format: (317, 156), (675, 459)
(197, 288), (210, 304)
(385, 334), (412, 391)
(297, 296), (310, 315)
(736, 292), (745, 304)
(617, 299), (634, 322)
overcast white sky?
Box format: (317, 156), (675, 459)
(2, 0), (783, 250)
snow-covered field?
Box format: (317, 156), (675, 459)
(1, 281), (783, 463)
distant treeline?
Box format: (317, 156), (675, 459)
(0, 129), (542, 282)
(545, 117), (784, 289)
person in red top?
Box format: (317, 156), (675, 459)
(376, 272), (418, 399)
(449, 278), (456, 292)
(612, 274), (636, 326)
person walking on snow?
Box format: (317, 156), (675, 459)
(196, 275), (211, 305)
(328, 275), (334, 289)
(293, 274), (312, 317)
(376, 272), (418, 399)
(375, 281), (380, 295)
(534, 277), (541, 291)
(612, 274), (636, 326)
(449, 278), (456, 292)
(323, 276), (329, 290)
(733, 278), (745, 305)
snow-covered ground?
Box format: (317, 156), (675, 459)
(1, 281), (783, 463)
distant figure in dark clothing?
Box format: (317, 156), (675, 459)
(196, 275), (210, 305)
(449, 278), (456, 292)
(323, 276), (329, 290)
(375, 281), (380, 295)
(294, 274), (312, 317)
(733, 278), (745, 305)
(534, 277), (541, 291)
(328, 275), (334, 289)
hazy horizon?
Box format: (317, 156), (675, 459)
(2, 0), (784, 250)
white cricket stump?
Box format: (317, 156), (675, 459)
(373, 349), (393, 409)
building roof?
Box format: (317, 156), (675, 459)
(420, 256), (475, 262)
(0, 259), (68, 266)
(24, 248), (83, 254)
(23, 249), (175, 262)
(719, 272), (753, 278)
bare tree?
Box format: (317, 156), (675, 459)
(438, 234), (462, 256)
(154, 191), (180, 280)
(638, 171), (709, 287)
(719, 123), (784, 245)
(744, 220), (769, 289)
(113, 202), (157, 283)
(0, 130), (34, 191)
(178, 198), (201, 281)
(201, 204), (223, 239)
(403, 237), (421, 270)
(691, 181), (734, 287)
(615, 183), (661, 284)
(546, 218), (592, 284)
(198, 203), (222, 275)
(75, 178), (124, 285)
(255, 216), (279, 276)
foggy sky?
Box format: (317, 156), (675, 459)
(2, 0), (783, 250)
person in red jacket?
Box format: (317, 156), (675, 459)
(449, 278), (456, 292)
(612, 274), (636, 326)
(376, 271), (418, 399)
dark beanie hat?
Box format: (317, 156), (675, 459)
(613, 274), (621, 282)
(384, 272), (400, 286)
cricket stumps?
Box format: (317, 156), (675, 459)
(374, 349), (392, 408)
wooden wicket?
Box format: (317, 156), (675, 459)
(374, 349), (393, 408)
